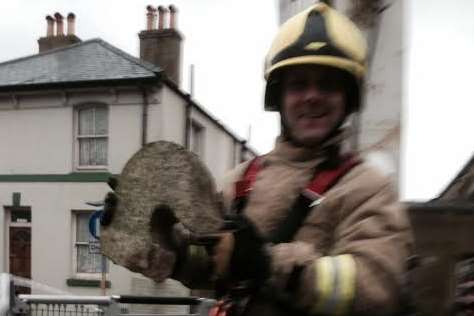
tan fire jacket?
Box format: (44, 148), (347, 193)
(220, 137), (413, 316)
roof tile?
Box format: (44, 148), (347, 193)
(0, 38), (161, 87)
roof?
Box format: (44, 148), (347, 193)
(436, 153), (474, 200)
(0, 37), (257, 156)
(0, 38), (161, 90)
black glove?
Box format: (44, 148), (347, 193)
(171, 214), (271, 293)
(216, 215), (271, 296)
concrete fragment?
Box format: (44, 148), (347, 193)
(101, 141), (223, 282)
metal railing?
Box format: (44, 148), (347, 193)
(1, 274), (216, 316)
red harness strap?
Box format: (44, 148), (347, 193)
(234, 157), (263, 199)
(302, 155), (361, 205)
(234, 154), (360, 205)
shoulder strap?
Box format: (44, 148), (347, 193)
(269, 155), (361, 244)
(302, 155), (361, 205)
(232, 157), (263, 214)
(234, 157), (263, 198)
(231, 155), (361, 242)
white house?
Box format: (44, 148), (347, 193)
(0, 6), (255, 304)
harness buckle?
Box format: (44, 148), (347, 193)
(302, 188), (326, 207)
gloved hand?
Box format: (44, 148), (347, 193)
(213, 215), (271, 296)
(170, 214), (270, 294)
(100, 176), (270, 291)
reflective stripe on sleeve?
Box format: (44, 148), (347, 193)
(313, 255), (357, 315)
(314, 257), (336, 313)
(335, 255), (356, 315)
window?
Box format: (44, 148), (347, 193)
(190, 120), (204, 157)
(77, 106), (108, 168)
(73, 212), (107, 274)
(11, 208), (31, 224)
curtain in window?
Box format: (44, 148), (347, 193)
(76, 214), (90, 242)
(95, 107), (108, 135)
(96, 138), (108, 165)
(77, 106), (108, 166)
(78, 108), (94, 136)
(76, 213), (104, 273)
(77, 245), (103, 273)
(79, 139), (91, 166)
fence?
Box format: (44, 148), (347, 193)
(1, 273), (216, 316)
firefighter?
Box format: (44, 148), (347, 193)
(172, 3), (412, 316)
(103, 3), (413, 315)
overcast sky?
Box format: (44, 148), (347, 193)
(1, 1), (474, 201)
(0, 0), (280, 153)
(402, 0), (474, 200)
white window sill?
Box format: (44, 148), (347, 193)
(76, 166), (108, 171)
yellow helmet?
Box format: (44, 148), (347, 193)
(264, 3), (368, 112)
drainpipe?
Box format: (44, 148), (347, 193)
(184, 96), (191, 149)
(141, 87), (149, 146)
(240, 140), (247, 162)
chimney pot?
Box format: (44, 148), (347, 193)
(157, 5), (168, 30)
(39, 12), (81, 53)
(46, 15), (55, 37)
(139, 4), (182, 85)
(146, 5), (157, 31)
(67, 13), (76, 36)
(54, 12), (64, 36)
(169, 5), (178, 29)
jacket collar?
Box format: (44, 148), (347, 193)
(265, 128), (350, 167)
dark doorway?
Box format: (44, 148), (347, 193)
(9, 226), (31, 294)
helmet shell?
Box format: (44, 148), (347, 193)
(264, 3), (367, 112)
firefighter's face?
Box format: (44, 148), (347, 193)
(281, 65), (346, 146)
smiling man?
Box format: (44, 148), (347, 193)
(102, 3), (413, 316)
(280, 65), (349, 147)
(168, 3), (413, 316)
(197, 3), (414, 316)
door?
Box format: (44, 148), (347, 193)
(9, 227), (31, 294)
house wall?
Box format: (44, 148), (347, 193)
(155, 86), (186, 145)
(189, 109), (237, 189)
(0, 88), (145, 175)
(0, 82), (253, 298)
(0, 87), (150, 295)
(0, 105), (73, 174)
(0, 181), (165, 296)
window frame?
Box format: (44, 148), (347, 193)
(190, 119), (205, 158)
(71, 210), (108, 280)
(74, 103), (109, 171)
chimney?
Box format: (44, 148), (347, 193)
(139, 4), (183, 86)
(38, 12), (82, 53)
(67, 13), (76, 35)
(146, 5), (157, 31)
(46, 15), (55, 37)
(157, 6), (166, 30)
(54, 12), (64, 36)
(169, 5), (177, 29)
